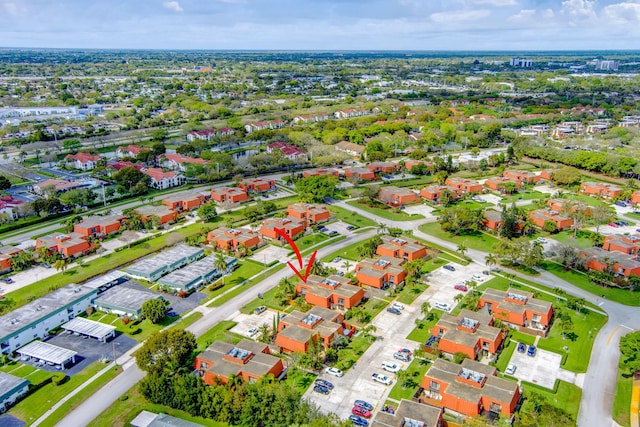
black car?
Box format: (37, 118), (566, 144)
(313, 384), (330, 395)
(517, 342), (526, 353)
(315, 378), (334, 390)
(166, 311), (178, 317)
(386, 307), (402, 315)
(349, 414), (369, 426)
(346, 225), (356, 230)
(354, 400), (374, 411)
(1, 277), (14, 283)
(443, 264), (455, 271)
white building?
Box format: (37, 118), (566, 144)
(0, 372), (29, 412)
(0, 285), (97, 354)
(510, 58), (533, 67)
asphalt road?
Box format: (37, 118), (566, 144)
(53, 229), (377, 427)
(336, 200), (640, 427)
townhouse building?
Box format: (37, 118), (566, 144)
(528, 209), (573, 231)
(238, 178), (277, 193)
(478, 288), (554, 333)
(444, 178), (483, 195)
(355, 256), (406, 289)
(378, 186), (418, 207)
(207, 227), (262, 251)
(581, 182), (623, 199)
(73, 214), (126, 238)
(296, 274), (365, 310)
(275, 306), (354, 353)
(287, 203), (331, 224)
(260, 217), (306, 241)
(35, 232), (90, 258)
(210, 187), (249, 204)
(64, 152), (102, 171)
(376, 236), (427, 261)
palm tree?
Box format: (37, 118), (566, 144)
(485, 253), (497, 272)
(213, 253), (228, 285)
(362, 324), (377, 342)
(309, 259), (326, 276)
(53, 258), (68, 272)
(420, 302), (431, 318)
(258, 323), (270, 343)
(457, 243), (468, 259)
(341, 260), (353, 271)
(377, 222), (388, 235)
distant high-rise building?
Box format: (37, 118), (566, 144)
(510, 58), (533, 67)
(589, 59), (619, 71)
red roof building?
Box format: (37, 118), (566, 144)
(64, 152), (102, 170)
(35, 232), (90, 258)
(287, 203), (331, 224)
(376, 236), (427, 261)
(275, 306), (354, 353)
(344, 167), (375, 181)
(116, 145), (149, 158)
(366, 162), (400, 174)
(194, 339), (284, 385)
(266, 142), (307, 160)
(445, 178), (483, 195)
(163, 153), (206, 171)
(420, 185), (458, 203)
(238, 178), (277, 193)
(580, 182), (623, 199)
(207, 227), (261, 251)
(502, 170), (540, 184)
(210, 187), (249, 204)
(134, 205), (178, 225)
(161, 192), (207, 212)
(260, 216), (306, 241)
(478, 288), (554, 332)
(296, 274), (365, 310)
(528, 209), (573, 230)
(302, 168), (340, 178)
(484, 177), (522, 192)
(142, 168), (185, 190)
(73, 214), (126, 238)
(355, 256), (406, 289)
(0, 246), (24, 272)
(378, 186), (418, 207)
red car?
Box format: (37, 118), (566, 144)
(352, 406), (372, 419)
(608, 222), (619, 228)
(454, 284), (468, 292)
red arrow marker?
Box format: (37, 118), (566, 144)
(274, 228), (318, 283)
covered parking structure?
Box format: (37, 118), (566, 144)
(61, 317), (116, 342)
(83, 271), (128, 294)
(16, 341), (77, 369)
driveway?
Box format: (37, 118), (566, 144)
(423, 262), (488, 310)
(325, 220), (357, 236)
(403, 204), (436, 219)
(250, 245), (289, 265)
(507, 346), (580, 389)
(228, 307), (280, 339)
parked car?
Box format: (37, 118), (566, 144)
(313, 384), (330, 394)
(166, 310), (178, 317)
(381, 361), (401, 373)
(393, 352), (410, 362)
(349, 414), (369, 426)
(332, 257), (342, 263)
(517, 342), (526, 353)
(254, 306), (267, 315)
(315, 378), (334, 390)
(398, 348), (412, 357)
(443, 264), (456, 271)
(391, 302), (404, 310)
(505, 364), (517, 375)
(352, 406), (372, 419)
(325, 367), (344, 377)
(615, 201), (628, 207)
(608, 222), (619, 228)
(371, 372), (392, 385)
(617, 221), (629, 226)
(454, 284), (468, 292)
(386, 307), (402, 315)
(433, 302), (452, 312)
(536, 237), (548, 243)
(346, 225), (356, 231)
(354, 400), (374, 411)
(40, 262), (51, 269)
(527, 345), (536, 357)
(246, 327), (258, 337)
(472, 274), (484, 282)
(1, 277), (14, 284)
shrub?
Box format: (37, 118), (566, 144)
(52, 373), (67, 386)
(122, 316), (131, 325)
(86, 306), (94, 316)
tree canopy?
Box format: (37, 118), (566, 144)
(295, 175), (339, 203)
(141, 299), (167, 324)
(136, 329), (196, 374)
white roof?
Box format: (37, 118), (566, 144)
(61, 317), (116, 340)
(16, 341), (77, 365)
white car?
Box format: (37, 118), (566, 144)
(536, 237), (548, 244)
(325, 367), (344, 377)
(391, 302), (404, 311)
(433, 302), (452, 312)
(371, 372), (392, 385)
(472, 274), (484, 282)
(381, 361), (401, 373)
(505, 364), (517, 375)
(246, 327), (258, 337)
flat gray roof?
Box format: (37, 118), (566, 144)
(16, 341), (77, 365)
(124, 245), (203, 277)
(61, 317), (116, 340)
(131, 411), (205, 427)
(158, 255), (235, 287)
(0, 285), (96, 338)
(83, 271), (127, 290)
(94, 285), (159, 312)
(0, 372), (29, 400)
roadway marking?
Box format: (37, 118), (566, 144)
(621, 325), (634, 331)
(598, 301), (605, 306)
(607, 325), (621, 346)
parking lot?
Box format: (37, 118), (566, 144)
(249, 245), (290, 265)
(304, 303), (420, 420)
(403, 203), (435, 219)
(41, 330), (137, 376)
(228, 307), (281, 339)
(422, 261), (488, 311)
(324, 220), (358, 236)
(122, 281), (207, 315)
(507, 345), (578, 389)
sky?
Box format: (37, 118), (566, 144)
(0, 0), (639, 50)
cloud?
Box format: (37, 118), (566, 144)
(508, 8), (555, 23)
(560, 0), (597, 24)
(0, 1), (19, 16)
(430, 9), (491, 23)
(602, 1), (640, 25)
(471, 0), (517, 6)
(163, 1), (183, 13)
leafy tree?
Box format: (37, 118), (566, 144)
(619, 331), (640, 375)
(457, 243), (468, 259)
(295, 175), (339, 203)
(591, 204), (615, 234)
(556, 244), (581, 270)
(433, 170), (449, 185)
(136, 329), (196, 374)
(0, 175), (11, 190)
(152, 128), (169, 141)
(142, 299), (167, 324)
(438, 206), (485, 235)
(542, 220), (558, 234)
(197, 200), (218, 220)
(551, 166), (582, 186)
(113, 167), (150, 191)
(62, 138), (81, 153)
(10, 251), (33, 271)
(59, 189), (96, 207)
(357, 236), (383, 258)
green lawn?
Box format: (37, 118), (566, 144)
(540, 261), (640, 306)
(37, 367), (121, 427)
(385, 175), (434, 189)
(283, 368), (317, 395)
(419, 222), (501, 253)
(328, 205), (378, 228)
(87, 311), (178, 342)
(612, 369), (633, 427)
(346, 200), (424, 221)
(240, 284), (289, 314)
(206, 264), (286, 308)
(7, 361), (111, 424)
(551, 230), (595, 249)
(494, 338), (518, 373)
(561, 193), (610, 208)
(396, 281), (429, 305)
(407, 310), (442, 343)
(501, 190), (546, 203)
(454, 199), (494, 209)
(320, 239), (365, 262)
(334, 333), (375, 371)
(196, 320), (242, 352)
(202, 258), (266, 299)
(520, 380), (582, 421)
(387, 358), (431, 401)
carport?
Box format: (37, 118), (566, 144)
(17, 341), (77, 369)
(61, 317), (116, 342)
